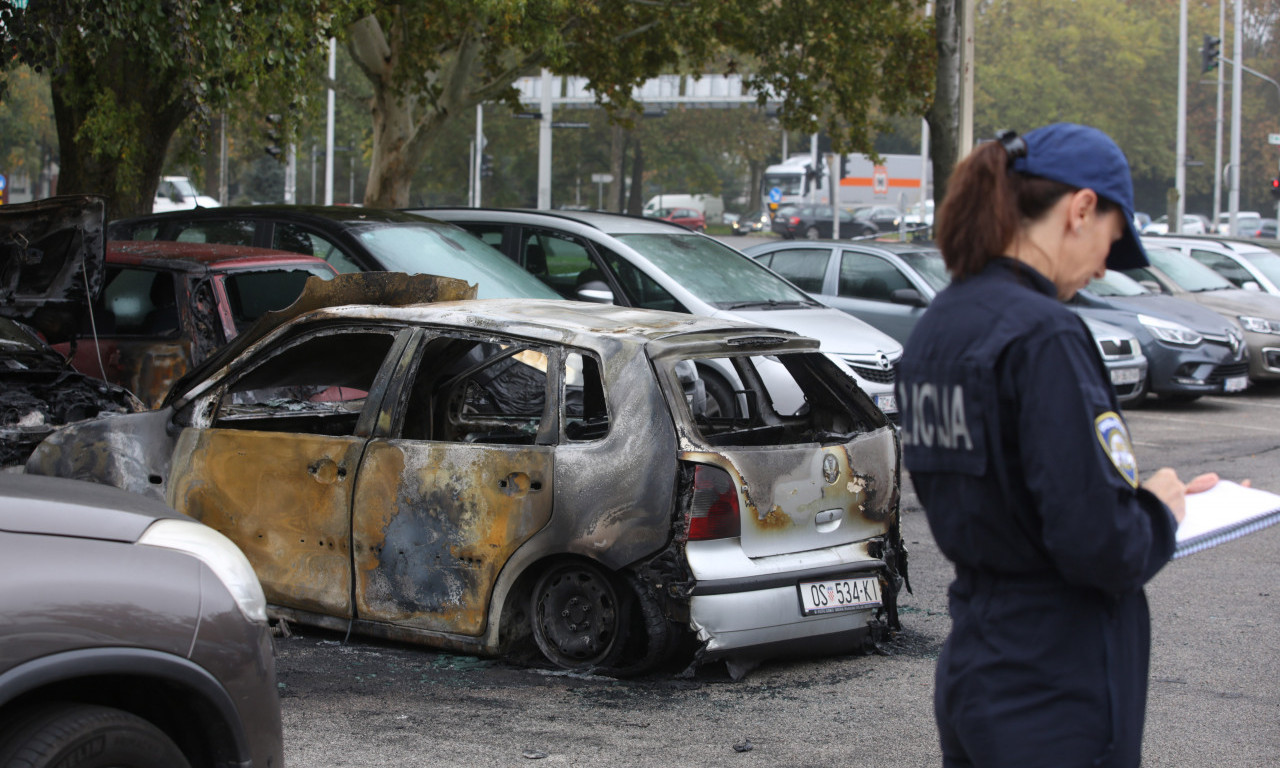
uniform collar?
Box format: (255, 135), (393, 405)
(988, 256), (1057, 299)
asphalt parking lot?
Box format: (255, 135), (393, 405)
(274, 386), (1280, 767)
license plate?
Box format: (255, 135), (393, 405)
(1224, 376), (1248, 392)
(798, 576), (882, 615)
(1110, 367), (1142, 385)
(874, 393), (897, 414)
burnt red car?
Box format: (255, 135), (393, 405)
(60, 241), (338, 407)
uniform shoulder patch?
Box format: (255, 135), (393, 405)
(1094, 411), (1139, 488)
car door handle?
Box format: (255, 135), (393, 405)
(308, 458), (347, 484)
(498, 472), (542, 496)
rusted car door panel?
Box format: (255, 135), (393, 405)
(352, 440), (553, 636)
(168, 427), (359, 616)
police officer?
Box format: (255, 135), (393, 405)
(897, 123), (1217, 767)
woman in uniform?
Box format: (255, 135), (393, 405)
(897, 123), (1217, 767)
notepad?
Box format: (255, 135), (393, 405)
(1174, 481), (1280, 559)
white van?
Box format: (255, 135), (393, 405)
(643, 194), (725, 223)
(153, 176), (221, 213)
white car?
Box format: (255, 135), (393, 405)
(1143, 214), (1208, 235)
(153, 176), (221, 213)
(1145, 234), (1280, 296)
(1215, 211), (1262, 237)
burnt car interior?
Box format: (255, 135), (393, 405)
(678, 352), (877, 447)
(208, 328), (395, 436)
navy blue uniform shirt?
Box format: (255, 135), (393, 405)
(898, 257), (1178, 768)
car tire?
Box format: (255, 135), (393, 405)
(608, 571), (683, 678)
(0, 703), (191, 768)
(531, 561), (630, 671)
(697, 366), (739, 418)
(804, 226), (821, 240)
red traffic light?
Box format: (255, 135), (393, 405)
(1271, 179), (1280, 200)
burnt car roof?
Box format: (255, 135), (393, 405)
(165, 273), (806, 407)
(1, 195), (106, 343)
(107, 240), (336, 272)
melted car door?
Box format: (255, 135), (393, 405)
(351, 334), (555, 637)
(168, 325), (407, 617)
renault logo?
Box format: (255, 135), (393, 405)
(1229, 330), (1242, 357)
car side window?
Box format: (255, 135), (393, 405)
(173, 220), (256, 246)
(93, 267), (182, 337)
(210, 329), (397, 436)
(765, 249), (830, 293)
(457, 223), (507, 253)
(271, 223), (361, 273)
(222, 269), (328, 333)
(838, 252), (913, 301)
(398, 336), (551, 445)
(521, 229), (594, 299)
(564, 352), (609, 441)
(595, 246), (685, 312)
(1190, 249), (1252, 287)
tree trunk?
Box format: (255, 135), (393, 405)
(49, 41), (188, 220)
(927, 0), (961, 208)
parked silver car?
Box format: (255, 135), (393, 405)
(743, 240), (1149, 403)
(414, 208), (905, 419)
(1127, 246), (1280, 382)
(26, 273), (905, 680)
(1147, 234), (1280, 297)
(0, 473), (281, 768)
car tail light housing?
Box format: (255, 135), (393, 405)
(687, 464), (741, 540)
(788, 216), (801, 226)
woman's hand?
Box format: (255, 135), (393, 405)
(1143, 469), (1221, 524)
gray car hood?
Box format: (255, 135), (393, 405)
(0, 195), (106, 344)
(714, 305), (903, 358)
(1084, 292), (1241, 335)
(1177, 287), (1280, 320)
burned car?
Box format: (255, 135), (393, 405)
(27, 273), (905, 677)
(1, 196), (142, 466)
(59, 240), (338, 407)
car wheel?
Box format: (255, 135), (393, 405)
(804, 226), (821, 240)
(609, 571), (683, 678)
(0, 703), (191, 768)
(697, 366), (739, 418)
(531, 562), (629, 671)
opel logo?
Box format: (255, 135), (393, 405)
(876, 352), (891, 371)
(822, 454), (839, 484)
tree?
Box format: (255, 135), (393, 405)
(0, 0), (345, 219)
(0, 65), (57, 197)
(345, 0), (934, 209)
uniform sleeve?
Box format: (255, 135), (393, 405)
(1007, 327), (1178, 593)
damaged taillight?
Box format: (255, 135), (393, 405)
(687, 464), (741, 540)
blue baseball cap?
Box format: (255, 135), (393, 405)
(1010, 123), (1149, 269)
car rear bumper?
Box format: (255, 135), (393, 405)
(689, 581), (879, 656)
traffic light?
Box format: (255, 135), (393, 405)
(264, 113), (283, 160)
(480, 153), (494, 178)
(1270, 178), (1280, 200)
(1201, 34), (1221, 74)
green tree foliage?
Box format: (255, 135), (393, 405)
(0, 0), (346, 218)
(972, 0), (1280, 214)
(0, 66), (56, 195)
(346, 0), (933, 208)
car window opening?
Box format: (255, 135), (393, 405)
(678, 352), (872, 447)
(212, 329), (396, 435)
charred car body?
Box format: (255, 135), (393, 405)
(59, 240), (338, 407)
(28, 274), (906, 677)
(1, 196), (141, 466)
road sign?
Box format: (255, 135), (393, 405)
(0, 174), (7, 191)
(769, 187), (782, 204)
(591, 173), (613, 184)
(1269, 134), (1280, 146)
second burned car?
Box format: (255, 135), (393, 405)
(28, 274), (905, 678)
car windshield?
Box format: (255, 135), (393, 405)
(1088, 270), (1150, 297)
(353, 221), (560, 300)
(614, 234), (817, 308)
(1146, 248), (1233, 292)
(762, 173), (805, 197)
(899, 250), (951, 292)
(1242, 249), (1280, 286)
